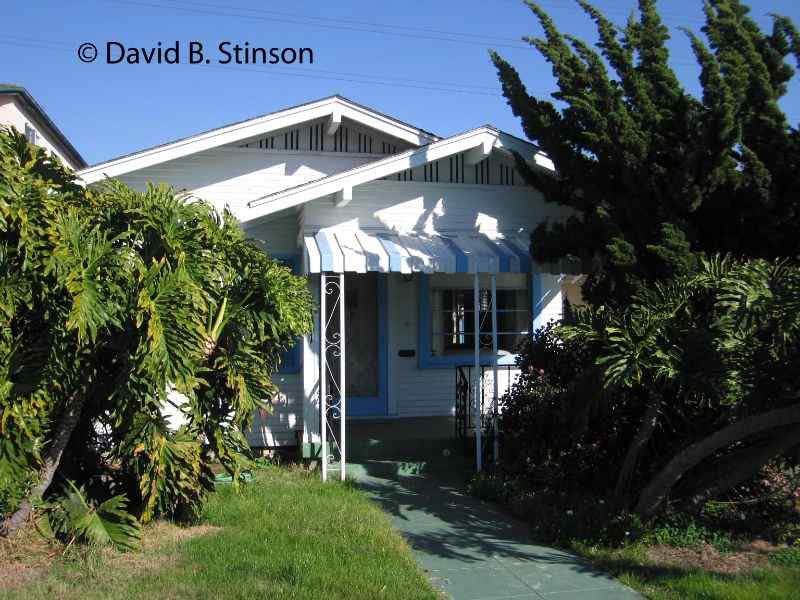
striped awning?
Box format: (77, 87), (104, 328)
(303, 230), (532, 274)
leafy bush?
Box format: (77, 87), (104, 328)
(498, 324), (634, 497)
(778, 523), (800, 547)
(644, 518), (735, 553)
(0, 127), (313, 537)
(489, 0), (800, 539)
(123, 425), (216, 523)
(768, 547), (800, 568)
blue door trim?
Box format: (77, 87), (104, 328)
(347, 274), (389, 416)
(274, 254), (302, 374)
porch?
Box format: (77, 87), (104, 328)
(301, 228), (565, 480)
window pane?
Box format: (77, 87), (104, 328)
(430, 284), (529, 357)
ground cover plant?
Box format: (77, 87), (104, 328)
(0, 127), (312, 542)
(0, 465), (437, 600)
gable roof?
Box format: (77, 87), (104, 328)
(77, 95), (440, 184)
(246, 126), (554, 220)
(0, 84), (86, 169)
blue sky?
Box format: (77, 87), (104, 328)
(2, 0), (798, 166)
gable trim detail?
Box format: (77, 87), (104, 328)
(77, 96), (439, 184)
(246, 127), (552, 220)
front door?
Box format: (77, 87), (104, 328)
(324, 273), (386, 417)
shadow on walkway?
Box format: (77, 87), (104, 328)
(355, 461), (643, 600)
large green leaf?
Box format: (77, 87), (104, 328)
(56, 481), (141, 550)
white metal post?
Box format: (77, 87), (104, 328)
(339, 272), (346, 481)
(473, 271), (483, 472)
(490, 273), (499, 467)
(320, 273), (328, 482)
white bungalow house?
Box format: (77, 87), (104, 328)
(77, 95), (579, 477)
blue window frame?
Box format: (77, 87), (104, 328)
(417, 273), (543, 369)
(274, 254), (302, 374)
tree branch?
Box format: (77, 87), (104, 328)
(634, 403), (800, 519)
(0, 395), (86, 537)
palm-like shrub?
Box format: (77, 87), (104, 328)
(0, 127), (312, 535)
(500, 257), (800, 522)
(562, 257), (800, 517)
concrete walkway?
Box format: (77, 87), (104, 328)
(354, 462), (642, 600)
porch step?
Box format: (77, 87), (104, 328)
(346, 435), (464, 462)
(331, 458), (472, 481)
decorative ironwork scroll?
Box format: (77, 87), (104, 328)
(320, 272), (346, 481)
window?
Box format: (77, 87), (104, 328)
(24, 123), (37, 145)
(429, 285), (529, 357)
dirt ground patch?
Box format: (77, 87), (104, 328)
(107, 521), (221, 570)
(0, 526), (57, 590)
(0, 562), (45, 590)
(645, 540), (783, 575)
(0, 520), (221, 590)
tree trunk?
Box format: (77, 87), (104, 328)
(634, 403), (800, 519)
(678, 424), (800, 513)
(0, 396), (85, 537)
(613, 391), (660, 508)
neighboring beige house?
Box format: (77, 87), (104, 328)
(0, 84), (86, 170)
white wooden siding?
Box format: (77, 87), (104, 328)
(246, 373), (302, 447)
(299, 180), (571, 237)
(537, 273), (565, 328)
(242, 213), (300, 255)
(240, 216), (303, 446)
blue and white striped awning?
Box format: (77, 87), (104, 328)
(303, 230), (532, 274)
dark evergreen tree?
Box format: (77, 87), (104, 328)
(492, 0), (800, 306)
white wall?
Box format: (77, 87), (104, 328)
(0, 97), (81, 170)
(298, 179), (571, 237)
(241, 213), (300, 255)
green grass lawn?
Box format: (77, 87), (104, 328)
(575, 542), (800, 600)
(1, 466), (437, 600)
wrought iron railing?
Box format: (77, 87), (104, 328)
(454, 364), (519, 461)
(455, 365), (470, 441)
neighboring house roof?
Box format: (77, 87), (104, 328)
(0, 84), (86, 169)
(246, 125), (554, 220)
(78, 95), (441, 184)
